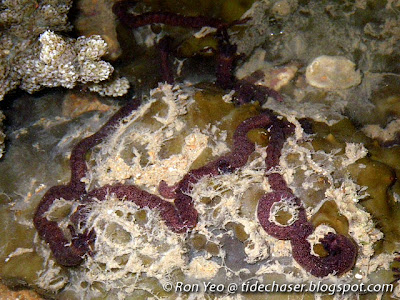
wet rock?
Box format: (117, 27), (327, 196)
(62, 91), (113, 118)
(271, 0), (295, 17)
(74, 0), (122, 61)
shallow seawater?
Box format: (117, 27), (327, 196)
(1, 0), (400, 299)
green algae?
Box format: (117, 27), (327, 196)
(310, 201), (349, 237)
(348, 157), (400, 254)
(177, 35), (218, 57)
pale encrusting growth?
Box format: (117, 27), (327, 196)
(1, 0), (400, 298)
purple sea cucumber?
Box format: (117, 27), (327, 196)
(213, 31), (284, 103)
(256, 114), (357, 277)
(157, 36), (175, 84)
(113, 0), (284, 103)
(233, 80), (284, 104)
(34, 98), (357, 276)
(392, 257), (400, 282)
(34, 100), (141, 266)
(215, 31), (240, 90)
(257, 187), (357, 276)
(35, 107), (274, 265)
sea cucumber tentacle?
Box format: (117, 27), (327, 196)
(256, 113), (357, 277)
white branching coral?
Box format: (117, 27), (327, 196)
(88, 77), (130, 97)
(18, 31), (114, 93)
(0, 0), (128, 100)
(0, 0), (73, 100)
